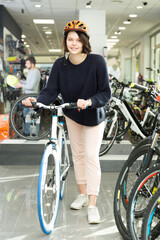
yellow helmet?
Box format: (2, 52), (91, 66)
(6, 75), (19, 88)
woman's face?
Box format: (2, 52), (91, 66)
(66, 31), (83, 55)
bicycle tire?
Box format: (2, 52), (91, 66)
(10, 93), (52, 140)
(113, 143), (160, 240)
(141, 188), (160, 240)
(37, 144), (60, 234)
(127, 164), (160, 240)
(99, 108), (118, 156)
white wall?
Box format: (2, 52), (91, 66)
(139, 35), (150, 81)
(119, 47), (131, 82)
(79, 10), (106, 55)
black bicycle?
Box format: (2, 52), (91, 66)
(113, 93), (160, 239)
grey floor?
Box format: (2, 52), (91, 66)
(0, 165), (123, 240)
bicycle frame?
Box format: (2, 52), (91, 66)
(112, 96), (147, 138)
(50, 107), (70, 182)
(141, 106), (156, 127)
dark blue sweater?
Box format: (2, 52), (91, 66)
(37, 53), (111, 126)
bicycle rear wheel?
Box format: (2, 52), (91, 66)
(99, 108), (118, 156)
(141, 188), (160, 240)
(37, 144), (60, 234)
(10, 93), (52, 140)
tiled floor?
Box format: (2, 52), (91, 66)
(0, 165), (122, 240)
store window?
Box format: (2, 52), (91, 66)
(131, 44), (141, 83)
(150, 32), (160, 87)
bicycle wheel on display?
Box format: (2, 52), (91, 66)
(127, 164), (160, 240)
(141, 188), (160, 240)
(10, 93), (52, 140)
(37, 144), (60, 234)
(113, 143), (160, 240)
(99, 107), (118, 156)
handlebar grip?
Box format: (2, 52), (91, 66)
(31, 102), (39, 109)
(69, 102), (77, 108)
(130, 82), (148, 92)
(21, 102), (38, 109)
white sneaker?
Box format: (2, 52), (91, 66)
(70, 194), (89, 210)
(87, 206), (100, 224)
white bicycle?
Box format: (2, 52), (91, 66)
(35, 101), (76, 234)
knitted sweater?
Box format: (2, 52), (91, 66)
(37, 53), (111, 126)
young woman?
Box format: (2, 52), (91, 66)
(22, 20), (111, 224)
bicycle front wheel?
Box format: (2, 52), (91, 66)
(37, 144), (60, 234)
(10, 93), (52, 140)
(127, 164), (160, 240)
(113, 143), (160, 240)
(141, 188), (160, 239)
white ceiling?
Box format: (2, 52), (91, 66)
(1, 0), (160, 62)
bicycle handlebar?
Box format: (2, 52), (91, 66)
(130, 82), (148, 92)
(110, 75), (129, 88)
(34, 102), (77, 110)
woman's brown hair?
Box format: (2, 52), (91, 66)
(63, 31), (92, 54)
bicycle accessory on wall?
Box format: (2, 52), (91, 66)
(6, 74), (19, 88)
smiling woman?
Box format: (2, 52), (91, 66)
(22, 19), (111, 225)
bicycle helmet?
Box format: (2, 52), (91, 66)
(64, 20), (90, 38)
(6, 74), (19, 88)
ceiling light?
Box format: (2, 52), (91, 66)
(129, 14), (137, 18)
(137, 6), (143, 9)
(111, 36), (117, 39)
(21, 34), (26, 38)
(26, 45), (29, 47)
(107, 39), (119, 43)
(34, 4), (42, 8)
(123, 20), (131, 24)
(33, 19), (54, 24)
(107, 43), (116, 46)
(119, 27), (126, 30)
(115, 31), (121, 35)
(45, 31), (52, 34)
(49, 49), (61, 52)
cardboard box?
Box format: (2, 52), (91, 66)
(0, 114), (9, 139)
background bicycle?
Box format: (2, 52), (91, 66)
(113, 88), (160, 239)
(100, 77), (158, 156)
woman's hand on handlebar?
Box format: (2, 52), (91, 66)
(22, 97), (37, 106)
(77, 99), (92, 110)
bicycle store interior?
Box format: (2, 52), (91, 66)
(0, 1), (160, 240)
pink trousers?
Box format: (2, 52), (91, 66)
(65, 116), (105, 196)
